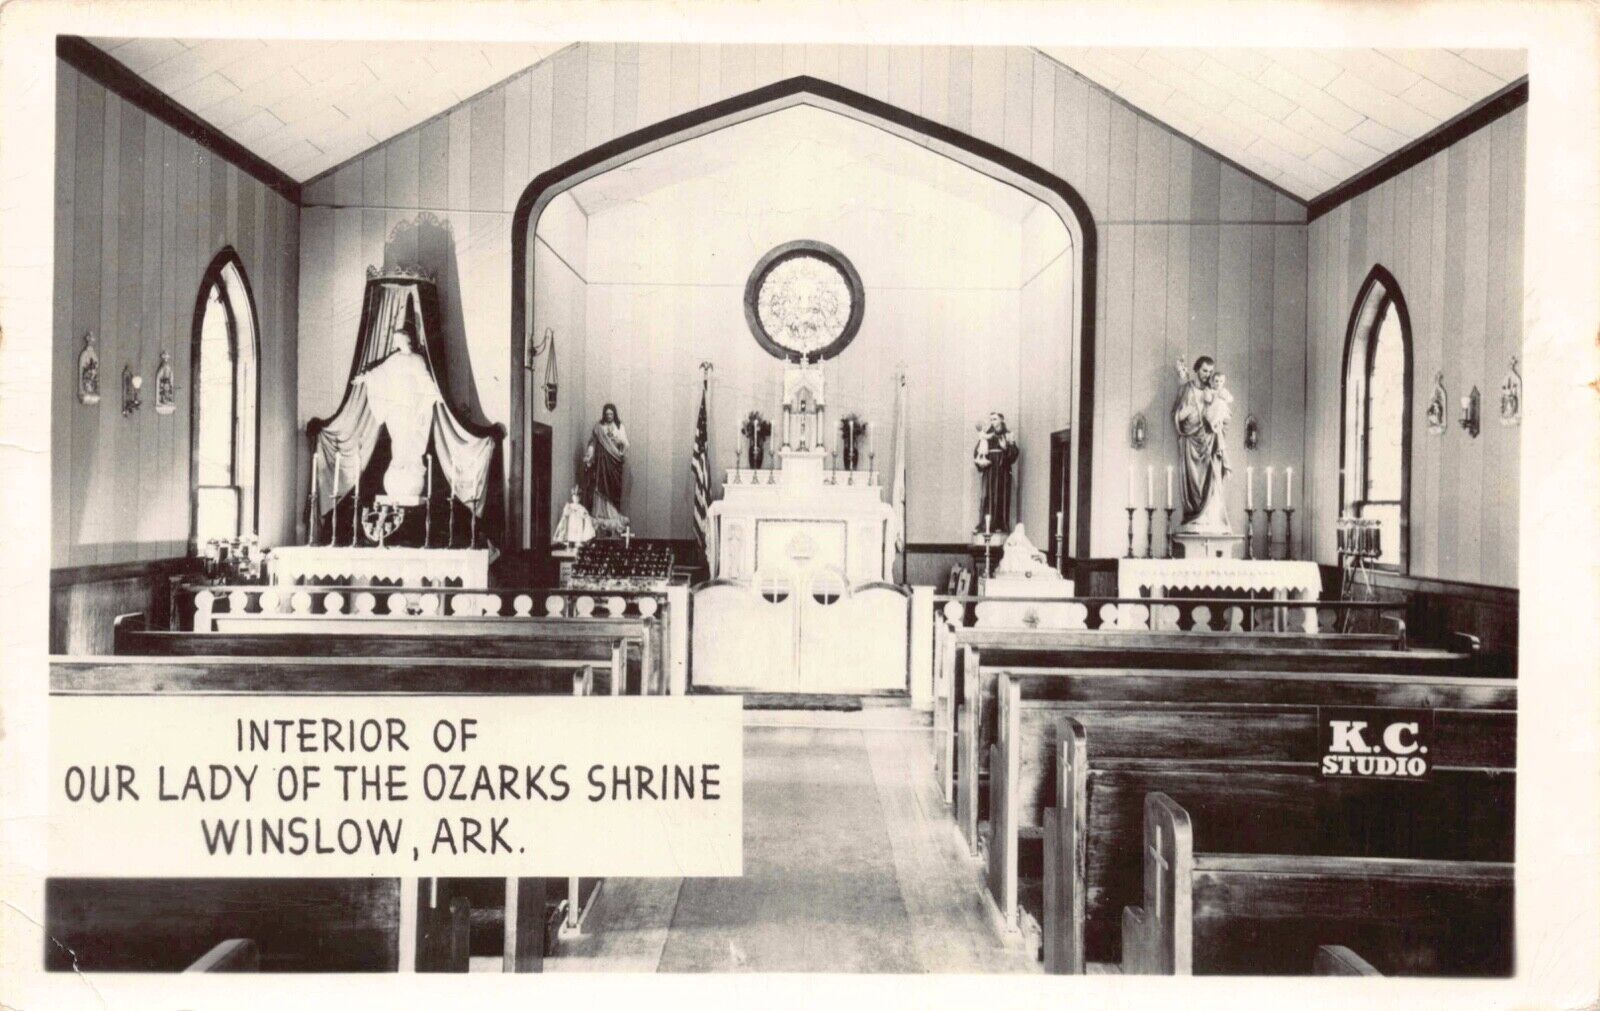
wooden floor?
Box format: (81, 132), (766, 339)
(519, 708), (1039, 973)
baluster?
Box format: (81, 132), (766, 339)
(513, 594), (533, 617)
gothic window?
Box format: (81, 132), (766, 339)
(192, 250), (259, 546)
(1341, 266), (1411, 571)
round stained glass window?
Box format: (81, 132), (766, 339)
(743, 240), (865, 362)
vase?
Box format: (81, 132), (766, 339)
(748, 442), (765, 470)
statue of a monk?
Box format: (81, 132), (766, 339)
(581, 402), (629, 535)
(974, 412), (1019, 533)
(1172, 355), (1232, 532)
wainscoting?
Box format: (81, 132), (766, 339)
(50, 557), (199, 654)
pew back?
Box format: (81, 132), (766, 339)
(1123, 793), (1513, 976)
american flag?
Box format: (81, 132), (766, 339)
(691, 375), (711, 558)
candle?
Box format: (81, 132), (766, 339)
(1128, 463), (1137, 506)
(1165, 466), (1173, 509)
(1146, 466), (1154, 509)
(1266, 466), (1275, 509)
(1285, 467), (1294, 509)
(985, 513), (992, 535)
(1247, 466), (1254, 509)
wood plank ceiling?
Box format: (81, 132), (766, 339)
(86, 39), (1525, 201)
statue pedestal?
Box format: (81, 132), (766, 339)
(1171, 531), (1245, 559)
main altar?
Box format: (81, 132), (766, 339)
(707, 366), (894, 584)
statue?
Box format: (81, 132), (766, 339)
(993, 524), (1058, 578)
(356, 313), (440, 501)
(553, 485), (597, 547)
(1172, 355), (1234, 533)
(973, 412), (1019, 533)
(582, 402), (629, 535)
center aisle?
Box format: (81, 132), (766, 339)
(548, 712), (1038, 973)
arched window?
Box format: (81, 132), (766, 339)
(1340, 265), (1412, 571)
(191, 250), (259, 547)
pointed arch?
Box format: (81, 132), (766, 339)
(1339, 263), (1413, 571)
(190, 246), (261, 548)
(508, 75), (1098, 558)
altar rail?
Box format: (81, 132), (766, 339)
(932, 594), (1407, 640)
(169, 583), (689, 695)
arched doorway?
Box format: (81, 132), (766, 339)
(508, 76), (1098, 559)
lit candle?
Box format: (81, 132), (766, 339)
(1266, 466), (1275, 509)
(1128, 463), (1137, 506)
(1165, 466), (1173, 510)
(1285, 467), (1294, 509)
(1247, 466), (1254, 509)
(1146, 466), (1154, 509)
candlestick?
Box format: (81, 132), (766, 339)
(1163, 507), (1176, 558)
(869, 451), (875, 485)
(733, 449), (741, 484)
(308, 461), (320, 545)
(1283, 508), (1295, 561)
(1146, 465), (1154, 509)
(1055, 511), (1066, 572)
(1264, 507), (1278, 559)
(1247, 465), (1255, 509)
(1285, 467), (1294, 509)
(1244, 508), (1256, 559)
(1165, 465), (1174, 510)
(469, 498), (477, 548)
(1124, 506), (1137, 559)
(424, 455), (432, 548)
(1128, 463), (1137, 507)
(352, 462), (360, 547)
(1265, 466), (1275, 509)
(1144, 506), (1157, 558)
(985, 513), (992, 535)
(449, 486), (456, 547)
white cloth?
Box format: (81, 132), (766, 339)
(1118, 558), (1321, 598)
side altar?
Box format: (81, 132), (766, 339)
(707, 366), (895, 584)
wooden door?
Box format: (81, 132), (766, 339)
(1048, 427), (1072, 566)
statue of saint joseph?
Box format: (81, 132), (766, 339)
(1171, 355), (1235, 533)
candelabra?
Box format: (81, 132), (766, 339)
(1243, 508), (1256, 559)
(1144, 506), (1157, 558)
(361, 501), (403, 549)
(1282, 508), (1295, 561)
(1124, 507), (1137, 559)
(1264, 508), (1278, 561)
(1163, 507), (1176, 558)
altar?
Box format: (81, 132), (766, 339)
(1117, 557), (1321, 600)
(708, 448), (894, 584)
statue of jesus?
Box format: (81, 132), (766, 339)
(1171, 355), (1233, 533)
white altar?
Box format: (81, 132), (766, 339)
(267, 546), (490, 587)
(1117, 557), (1321, 600)
(708, 448), (894, 584)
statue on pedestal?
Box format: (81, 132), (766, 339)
(1172, 355), (1234, 533)
(553, 486), (597, 547)
(582, 402), (629, 535)
(973, 412), (1019, 533)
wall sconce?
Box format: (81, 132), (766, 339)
(77, 331), (101, 405)
(1130, 412), (1148, 450)
(1458, 385), (1480, 438)
(1243, 414), (1261, 450)
(526, 326), (558, 410)
(154, 349), (176, 415)
(121, 365), (143, 416)
(1425, 373), (1447, 434)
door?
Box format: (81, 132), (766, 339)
(1048, 427), (1072, 567)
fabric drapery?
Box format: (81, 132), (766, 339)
(312, 279), (495, 518)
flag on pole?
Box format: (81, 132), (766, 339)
(691, 371), (711, 560)
(889, 372), (909, 582)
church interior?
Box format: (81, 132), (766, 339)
(44, 37), (1526, 976)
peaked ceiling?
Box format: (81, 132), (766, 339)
(85, 38), (568, 182)
(85, 39), (1526, 201)
(1039, 47), (1526, 200)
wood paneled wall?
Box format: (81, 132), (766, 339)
(297, 44), (1309, 559)
(1306, 107), (1525, 588)
(51, 61), (301, 569)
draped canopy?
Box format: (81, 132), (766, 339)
(307, 270), (503, 523)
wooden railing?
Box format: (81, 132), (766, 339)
(172, 582), (668, 631)
(932, 594), (1407, 639)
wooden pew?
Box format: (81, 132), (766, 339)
(1121, 793), (1513, 976)
(1022, 688), (1514, 970)
(115, 612), (653, 696)
(47, 877), (482, 972)
(1314, 945), (1382, 976)
(948, 634), (1484, 852)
